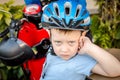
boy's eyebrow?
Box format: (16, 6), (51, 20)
(53, 40), (60, 42)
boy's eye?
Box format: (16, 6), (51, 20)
(54, 41), (62, 46)
(68, 41), (76, 46)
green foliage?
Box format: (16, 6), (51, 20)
(0, 0), (24, 31)
(0, 61), (24, 80)
(0, 0), (25, 80)
(91, 0), (120, 48)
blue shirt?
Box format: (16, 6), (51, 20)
(40, 53), (97, 80)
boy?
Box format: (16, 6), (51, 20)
(40, 0), (120, 80)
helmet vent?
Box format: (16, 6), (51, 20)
(65, 7), (70, 15)
(75, 5), (81, 18)
(47, 8), (53, 15)
(64, 2), (71, 15)
(53, 3), (59, 16)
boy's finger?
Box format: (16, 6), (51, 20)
(79, 36), (84, 48)
(82, 31), (87, 36)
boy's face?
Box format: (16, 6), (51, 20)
(51, 29), (81, 60)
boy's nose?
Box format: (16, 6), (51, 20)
(60, 45), (69, 52)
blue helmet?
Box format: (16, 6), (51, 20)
(41, 0), (91, 31)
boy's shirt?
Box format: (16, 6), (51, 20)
(40, 51), (97, 80)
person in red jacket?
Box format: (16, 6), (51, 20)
(18, 4), (50, 80)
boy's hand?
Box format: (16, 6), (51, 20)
(78, 32), (93, 54)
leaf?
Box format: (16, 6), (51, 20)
(0, 61), (6, 67)
(0, 20), (8, 30)
(0, 69), (7, 80)
(4, 12), (11, 18)
(5, 17), (11, 26)
(91, 15), (100, 34)
(115, 28), (120, 39)
(13, 12), (23, 19)
(0, 13), (3, 21)
(7, 66), (12, 70)
(17, 67), (24, 79)
(4, 0), (14, 7)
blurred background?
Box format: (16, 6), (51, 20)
(0, 0), (99, 14)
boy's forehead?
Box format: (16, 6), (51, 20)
(50, 29), (81, 34)
(50, 29), (81, 39)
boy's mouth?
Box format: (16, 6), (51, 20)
(59, 55), (74, 60)
(59, 53), (78, 60)
(58, 54), (69, 60)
